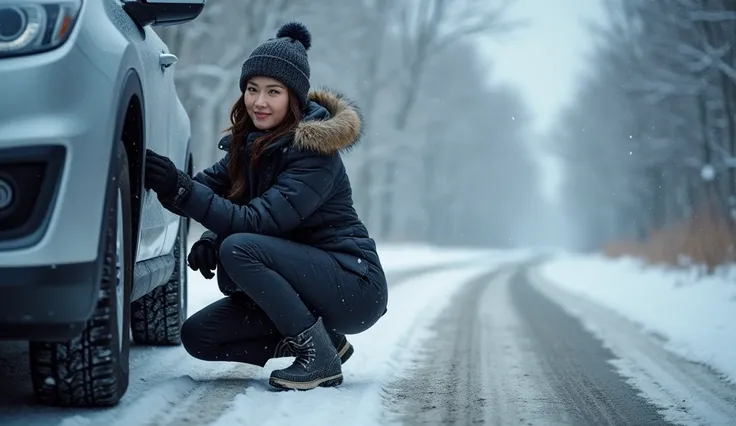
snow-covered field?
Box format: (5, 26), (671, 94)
(539, 254), (736, 386)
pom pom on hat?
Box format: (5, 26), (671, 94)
(276, 22), (311, 51)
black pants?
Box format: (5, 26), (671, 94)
(181, 233), (387, 366)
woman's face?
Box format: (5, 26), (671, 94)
(244, 76), (290, 130)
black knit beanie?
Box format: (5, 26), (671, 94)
(239, 22), (312, 107)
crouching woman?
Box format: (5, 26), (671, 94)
(142, 22), (388, 391)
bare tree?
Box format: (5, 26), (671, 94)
(392, 0), (519, 130)
(376, 0), (522, 237)
(554, 0), (736, 255)
(158, 0), (543, 246)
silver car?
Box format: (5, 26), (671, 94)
(0, 0), (205, 407)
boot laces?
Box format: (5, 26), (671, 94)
(274, 339), (295, 358)
(290, 336), (316, 369)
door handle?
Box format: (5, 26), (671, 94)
(159, 53), (178, 72)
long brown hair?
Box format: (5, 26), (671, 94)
(225, 89), (303, 199)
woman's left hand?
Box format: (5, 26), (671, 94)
(144, 149), (179, 199)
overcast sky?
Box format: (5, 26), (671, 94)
(476, 0), (608, 202)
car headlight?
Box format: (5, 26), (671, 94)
(0, 0), (82, 59)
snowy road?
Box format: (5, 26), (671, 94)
(1, 248), (735, 426)
(388, 264), (662, 425)
(388, 262), (736, 426)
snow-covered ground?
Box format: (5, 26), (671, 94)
(8, 244), (734, 426)
(181, 245), (530, 426)
(22, 243), (530, 426)
(539, 254), (736, 386)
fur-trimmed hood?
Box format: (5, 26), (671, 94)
(217, 89), (363, 155)
(294, 89), (363, 154)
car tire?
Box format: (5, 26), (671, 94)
(130, 215), (188, 346)
(28, 140), (132, 407)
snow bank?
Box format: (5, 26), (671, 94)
(540, 254), (736, 384)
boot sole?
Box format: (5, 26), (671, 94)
(269, 373), (343, 391)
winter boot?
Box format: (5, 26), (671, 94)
(331, 333), (355, 363)
(273, 331), (354, 364)
(269, 317), (343, 391)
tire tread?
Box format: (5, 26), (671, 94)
(131, 225), (186, 346)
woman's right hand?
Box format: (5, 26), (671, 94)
(187, 237), (218, 279)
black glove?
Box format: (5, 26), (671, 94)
(187, 237), (218, 279)
(144, 149), (193, 207)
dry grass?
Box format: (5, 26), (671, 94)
(603, 193), (736, 273)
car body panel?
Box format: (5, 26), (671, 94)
(0, 0), (200, 335)
(0, 0), (191, 267)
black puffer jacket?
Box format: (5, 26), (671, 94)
(179, 89), (383, 288)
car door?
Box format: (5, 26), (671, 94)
(133, 25), (173, 262)
(156, 32), (189, 254)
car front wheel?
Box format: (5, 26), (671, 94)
(28, 140), (132, 407)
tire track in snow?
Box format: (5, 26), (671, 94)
(528, 264), (736, 426)
(389, 259), (678, 425)
(510, 264), (672, 425)
(386, 263), (567, 425)
(128, 367), (265, 426)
